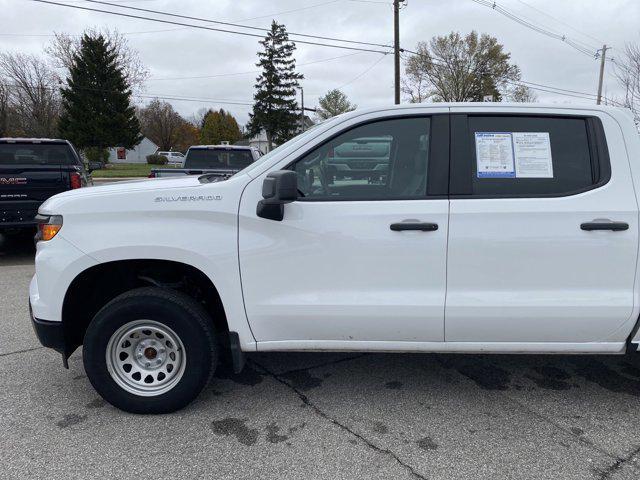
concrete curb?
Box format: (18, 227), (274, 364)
(92, 177), (147, 183)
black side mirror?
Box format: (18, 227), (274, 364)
(87, 161), (102, 173)
(257, 170), (298, 221)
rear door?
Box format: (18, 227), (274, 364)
(445, 108), (638, 345)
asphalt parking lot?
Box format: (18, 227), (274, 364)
(2, 231), (640, 479)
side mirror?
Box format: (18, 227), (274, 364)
(87, 161), (102, 173)
(257, 170), (298, 221)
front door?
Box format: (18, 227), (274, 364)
(239, 114), (450, 346)
(445, 110), (638, 345)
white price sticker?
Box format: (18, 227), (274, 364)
(475, 133), (515, 178)
(513, 132), (553, 178)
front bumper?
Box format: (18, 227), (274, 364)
(0, 201), (40, 228)
(29, 303), (65, 355)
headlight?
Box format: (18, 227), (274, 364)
(35, 214), (63, 242)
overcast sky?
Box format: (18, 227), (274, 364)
(1, 0), (638, 125)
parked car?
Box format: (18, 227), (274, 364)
(149, 145), (261, 178)
(29, 104), (640, 413)
(0, 138), (94, 232)
(157, 151), (185, 166)
(327, 136), (391, 182)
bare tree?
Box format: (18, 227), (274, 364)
(189, 107), (210, 129)
(46, 28), (148, 93)
(138, 99), (188, 151)
(507, 84), (538, 103)
(402, 31), (521, 103)
(0, 82), (10, 136)
(0, 52), (61, 137)
(614, 43), (640, 124)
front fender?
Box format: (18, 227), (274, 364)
(83, 243), (255, 350)
(31, 235), (98, 323)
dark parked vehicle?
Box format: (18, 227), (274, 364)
(327, 137), (392, 181)
(149, 145), (262, 178)
(0, 138), (95, 231)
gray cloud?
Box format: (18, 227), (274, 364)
(1, 0), (638, 125)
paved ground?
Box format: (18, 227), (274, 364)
(2, 231), (640, 480)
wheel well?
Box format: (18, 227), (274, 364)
(62, 260), (229, 356)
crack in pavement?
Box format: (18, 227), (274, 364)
(436, 356), (640, 477)
(503, 393), (640, 478)
(252, 359), (428, 480)
(597, 446), (640, 480)
(0, 346), (44, 357)
(274, 353), (368, 376)
(504, 394), (620, 462)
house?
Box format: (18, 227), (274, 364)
(235, 129), (270, 154)
(108, 137), (158, 163)
(235, 118), (315, 154)
(297, 115), (315, 133)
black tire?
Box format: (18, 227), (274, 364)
(83, 287), (218, 414)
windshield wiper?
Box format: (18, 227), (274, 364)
(198, 171), (236, 184)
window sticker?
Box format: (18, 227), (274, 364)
(475, 133), (516, 178)
(513, 132), (553, 178)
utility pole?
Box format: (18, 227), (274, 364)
(300, 87), (305, 132)
(297, 86), (316, 131)
(596, 44), (608, 105)
(393, 0), (404, 105)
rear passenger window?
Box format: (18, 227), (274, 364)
(462, 116), (607, 197)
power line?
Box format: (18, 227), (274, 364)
(30, 0), (391, 54)
(512, 0), (607, 47)
(504, 80), (595, 101)
(3, 75), (626, 109)
(1, 82), (255, 107)
(335, 51), (392, 90)
(5, 0), (389, 38)
(469, 0), (600, 58)
(81, 0), (393, 49)
(234, 0), (342, 22)
(516, 79), (597, 99)
(148, 52), (366, 81)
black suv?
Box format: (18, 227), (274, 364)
(0, 138), (94, 231)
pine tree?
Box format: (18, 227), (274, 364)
(200, 109), (242, 145)
(59, 34), (141, 150)
(247, 21), (303, 150)
(316, 89), (357, 120)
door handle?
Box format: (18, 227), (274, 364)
(390, 222), (438, 232)
(580, 221), (629, 231)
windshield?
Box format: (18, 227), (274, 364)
(0, 143), (77, 165)
(230, 120), (332, 178)
(185, 148), (254, 169)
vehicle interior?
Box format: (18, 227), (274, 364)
(292, 118), (430, 199)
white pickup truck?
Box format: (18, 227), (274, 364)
(29, 103), (640, 413)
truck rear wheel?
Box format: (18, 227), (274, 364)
(83, 287), (218, 414)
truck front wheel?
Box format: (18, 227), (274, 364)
(83, 287), (218, 414)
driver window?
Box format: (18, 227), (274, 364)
(291, 117), (430, 200)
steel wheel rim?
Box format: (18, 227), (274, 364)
(106, 320), (186, 397)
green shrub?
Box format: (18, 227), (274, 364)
(146, 154), (168, 165)
(84, 147), (109, 164)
